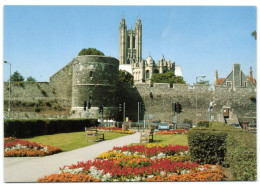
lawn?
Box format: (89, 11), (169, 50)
(23, 131), (129, 152)
(153, 134), (188, 145)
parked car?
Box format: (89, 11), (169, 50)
(151, 121), (160, 129)
(158, 122), (170, 130)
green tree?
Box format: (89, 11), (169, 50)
(251, 30), (257, 40)
(151, 71), (186, 84)
(118, 70), (134, 85)
(78, 48), (104, 56)
(197, 79), (209, 85)
(10, 71), (24, 82)
(27, 76), (36, 82)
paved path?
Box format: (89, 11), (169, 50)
(4, 132), (140, 182)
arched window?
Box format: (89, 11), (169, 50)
(127, 36), (130, 48)
(146, 70), (150, 79)
(154, 69), (159, 74)
(133, 36), (135, 48)
(163, 70), (167, 73)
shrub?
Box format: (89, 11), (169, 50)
(188, 128), (227, 165)
(4, 118), (98, 138)
(188, 122), (256, 181)
(197, 121), (209, 127)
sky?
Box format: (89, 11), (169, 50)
(3, 5), (257, 86)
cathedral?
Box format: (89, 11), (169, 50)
(119, 16), (182, 83)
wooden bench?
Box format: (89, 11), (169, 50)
(140, 129), (154, 143)
(85, 127), (105, 142)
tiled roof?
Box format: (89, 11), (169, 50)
(217, 78), (226, 85)
(247, 76), (257, 86)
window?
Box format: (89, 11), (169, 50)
(89, 71), (93, 77)
(127, 36), (130, 48)
(154, 69), (159, 74)
(244, 81), (247, 87)
(226, 81), (232, 87)
(133, 36), (135, 48)
(146, 70), (150, 79)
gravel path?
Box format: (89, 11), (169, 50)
(4, 132), (140, 182)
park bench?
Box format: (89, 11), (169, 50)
(85, 127), (105, 142)
(140, 129), (154, 143)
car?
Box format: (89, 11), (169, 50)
(151, 121), (160, 129)
(158, 122), (170, 130)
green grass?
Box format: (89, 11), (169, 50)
(153, 134), (188, 145)
(132, 134), (188, 146)
(23, 131), (129, 152)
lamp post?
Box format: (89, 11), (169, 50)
(4, 61), (11, 118)
(195, 75), (205, 126)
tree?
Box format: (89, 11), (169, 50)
(27, 76), (36, 82)
(151, 71), (186, 84)
(118, 70), (134, 85)
(251, 30), (257, 40)
(10, 71), (24, 82)
(78, 48), (105, 56)
(197, 79), (209, 85)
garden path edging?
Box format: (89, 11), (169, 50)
(4, 132), (140, 182)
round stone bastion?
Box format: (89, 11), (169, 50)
(71, 55), (119, 119)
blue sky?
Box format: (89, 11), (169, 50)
(3, 5), (256, 85)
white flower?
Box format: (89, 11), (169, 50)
(5, 148), (10, 152)
(101, 172), (111, 181)
(179, 152), (184, 155)
(16, 144), (22, 149)
(43, 147), (48, 152)
(181, 170), (190, 174)
(160, 171), (166, 176)
(157, 152), (166, 159)
(134, 151), (139, 155)
(147, 175), (154, 178)
(198, 167), (205, 171)
(184, 151), (188, 155)
(141, 155), (146, 158)
(11, 146), (16, 150)
(122, 151), (132, 156)
(21, 146), (27, 149)
(151, 156), (156, 160)
(34, 147), (38, 150)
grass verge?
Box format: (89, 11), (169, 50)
(23, 131), (129, 152)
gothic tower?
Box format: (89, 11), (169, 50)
(119, 16), (127, 64)
(119, 16), (142, 65)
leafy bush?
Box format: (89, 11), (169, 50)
(4, 118), (98, 138)
(188, 122), (256, 181)
(197, 121), (209, 127)
(188, 128), (227, 165)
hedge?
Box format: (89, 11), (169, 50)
(4, 118), (97, 138)
(188, 128), (227, 165)
(188, 122), (256, 181)
(197, 121), (209, 127)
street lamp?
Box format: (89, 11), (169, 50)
(195, 75), (205, 126)
(4, 61), (11, 118)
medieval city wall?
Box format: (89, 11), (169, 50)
(118, 83), (256, 124)
(4, 77), (256, 122)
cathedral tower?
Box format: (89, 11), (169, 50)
(119, 16), (142, 65)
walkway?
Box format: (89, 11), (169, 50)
(4, 132), (140, 182)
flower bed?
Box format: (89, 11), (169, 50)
(38, 144), (224, 182)
(155, 129), (189, 135)
(4, 137), (62, 157)
(97, 127), (121, 131)
(110, 130), (135, 134)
